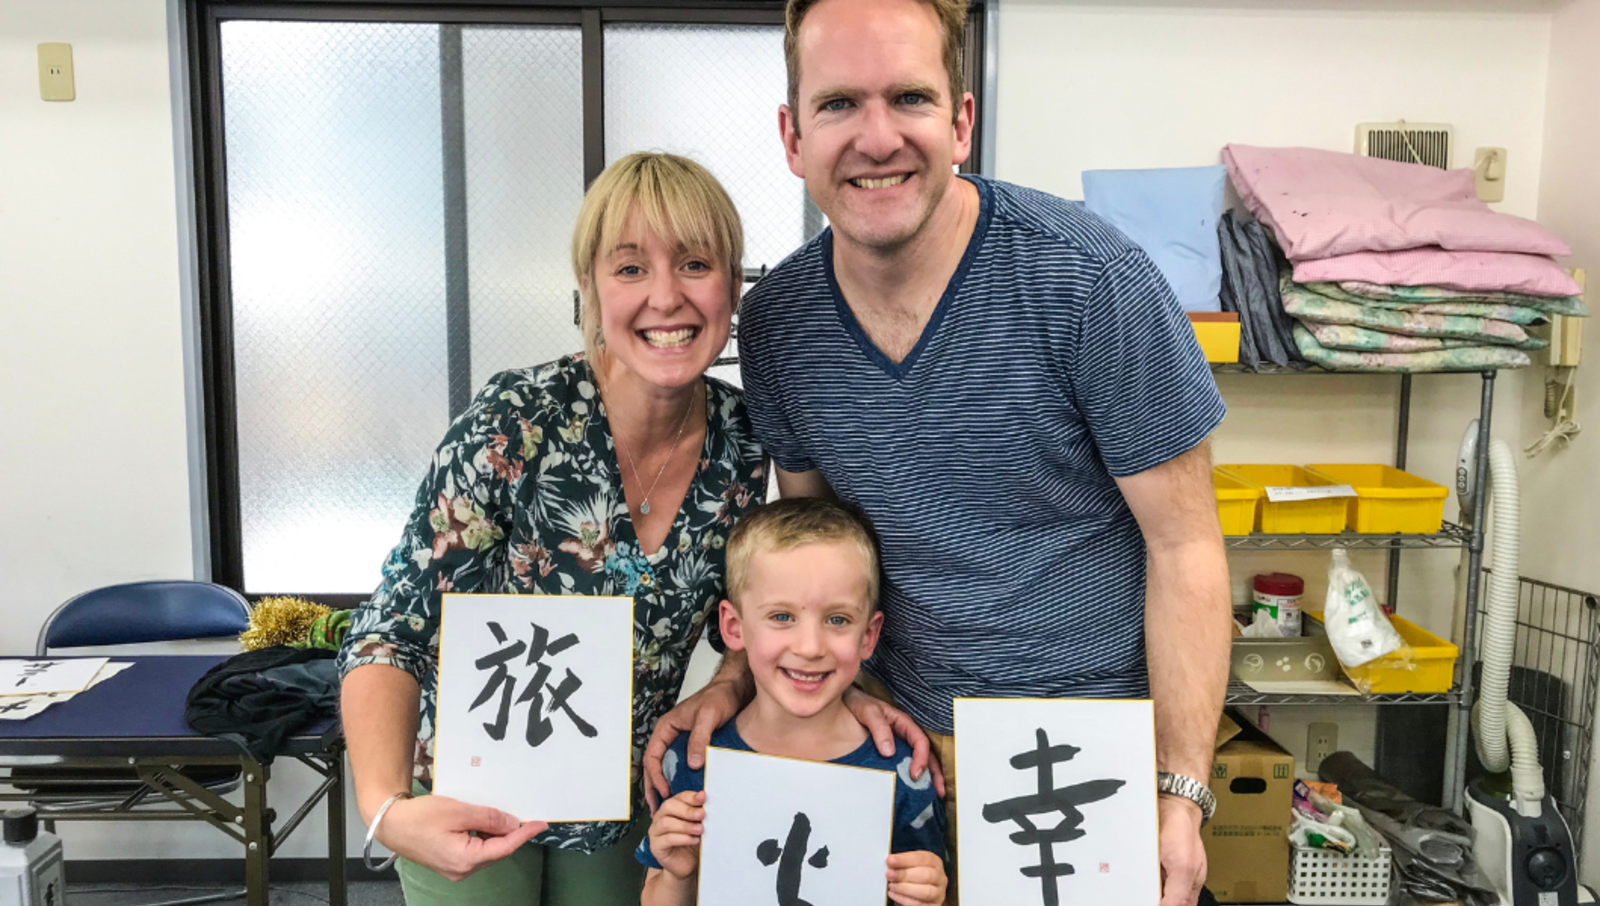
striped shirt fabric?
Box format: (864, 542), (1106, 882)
(736, 175), (1226, 734)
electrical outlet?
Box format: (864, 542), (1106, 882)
(1306, 722), (1338, 774)
(37, 43), (75, 102)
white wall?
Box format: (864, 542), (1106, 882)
(0, 1), (195, 651)
(995, 0), (1553, 781)
(0, 0), (371, 865)
(1524, 0), (1600, 883)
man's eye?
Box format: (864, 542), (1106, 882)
(900, 93), (927, 106)
(822, 98), (851, 113)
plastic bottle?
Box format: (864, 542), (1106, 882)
(0, 808), (63, 906)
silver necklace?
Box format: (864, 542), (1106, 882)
(615, 383), (699, 516)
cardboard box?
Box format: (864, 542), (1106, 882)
(1201, 734), (1294, 903)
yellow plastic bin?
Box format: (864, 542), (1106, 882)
(1213, 469), (1260, 536)
(1308, 611), (1458, 693)
(1305, 464), (1448, 535)
(1216, 465), (1348, 534)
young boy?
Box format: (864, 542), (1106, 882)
(636, 498), (948, 906)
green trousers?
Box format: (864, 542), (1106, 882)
(396, 811), (647, 906)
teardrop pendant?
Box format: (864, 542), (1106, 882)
(640, 500), (651, 515)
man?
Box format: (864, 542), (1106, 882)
(645, 1), (1232, 904)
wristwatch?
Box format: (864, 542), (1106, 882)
(1156, 771), (1217, 826)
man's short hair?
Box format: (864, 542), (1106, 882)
(726, 497), (881, 609)
(784, 0), (969, 135)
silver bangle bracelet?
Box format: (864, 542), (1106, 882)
(362, 790), (413, 872)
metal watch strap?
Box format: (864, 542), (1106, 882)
(1156, 771), (1217, 826)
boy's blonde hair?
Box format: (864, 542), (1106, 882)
(570, 152), (744, 363)
(726, 498), (880, 609)
(783, 0), (969, 136)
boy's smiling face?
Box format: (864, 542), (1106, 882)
(720, 540), (883, 719)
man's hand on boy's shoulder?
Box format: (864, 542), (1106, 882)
(886, 850), (947, 906)
(842, 684), (946, 798)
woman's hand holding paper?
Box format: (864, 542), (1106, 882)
(375, 794), (547, 882)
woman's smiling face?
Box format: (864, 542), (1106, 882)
(592, 211), (735, 391)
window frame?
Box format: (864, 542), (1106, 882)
(184, 0), (989, 600)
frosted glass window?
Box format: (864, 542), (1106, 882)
(221, 21), (583, 594)
(223, 21), (449, 594)
(463, 27), (587, 386)
(604, 24), (815, 278)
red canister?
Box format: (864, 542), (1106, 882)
(1252, 572), (1305, 636)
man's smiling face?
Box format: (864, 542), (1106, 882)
(781, 0), (973, 254)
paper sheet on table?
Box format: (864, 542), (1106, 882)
(0, 657), (110, 697)
(0, 661), (134, 720)
(1241, 678), (1361, 696)
(697, 746), (896, 906)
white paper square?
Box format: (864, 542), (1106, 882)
(698, 746), (896, 906)
(433, 594), (633, 822)
(0, 658), (109, 697)
(955, 698), (1160, 906)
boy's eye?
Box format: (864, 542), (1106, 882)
(770, 612), (792, 623)
(826, 615), (850, 627)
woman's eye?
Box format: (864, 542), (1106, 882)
(617, 264), (642, 277)
(684, 260), (710, 272)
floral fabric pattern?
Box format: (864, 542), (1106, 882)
(1281, 276), (1544, 349)
(336, 354), (765, 853)
(1337, 281), (1589, 316)
(1293, 325), (1531, 373)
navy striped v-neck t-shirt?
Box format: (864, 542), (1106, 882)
(736, 175), (1225, 735)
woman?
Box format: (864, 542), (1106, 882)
(337, 152), (764, 905)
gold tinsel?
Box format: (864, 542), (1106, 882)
(241, 595), (332, 650)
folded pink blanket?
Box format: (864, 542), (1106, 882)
(1292, 247), (1582, 297)
(1224, 144), (1570, 261)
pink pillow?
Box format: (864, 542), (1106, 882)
(1292, 247), (1582, 297)
(1224, 144), (1571, 261)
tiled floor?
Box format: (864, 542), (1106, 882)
(65, 881), (404, 906)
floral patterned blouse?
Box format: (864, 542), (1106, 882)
(337, 354), (764, 853)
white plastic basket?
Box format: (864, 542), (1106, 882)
(1287, 842), (1392, 904)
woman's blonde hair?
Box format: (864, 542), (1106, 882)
(570, 152), (744, 363)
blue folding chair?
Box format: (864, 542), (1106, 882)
(14, 581), (253, 817)
(36, 580), (251, 655)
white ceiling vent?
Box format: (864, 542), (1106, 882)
(1356, 121), (1454, 169)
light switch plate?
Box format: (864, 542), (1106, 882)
(1474, 147), (1506, 203)
(1306, 721), (1338, 774)
(38, 43), (75, 102)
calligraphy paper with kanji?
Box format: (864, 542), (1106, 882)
(0, 658), (109, 697)
(697, 746), (895, 906)
(954, 698), (1159, 906)
(434, 594), (633, 822)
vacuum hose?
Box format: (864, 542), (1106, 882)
(1471, 439), (1547, 816)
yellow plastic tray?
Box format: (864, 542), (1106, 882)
(1308, 611), (1458, 693)
(1216, 464), (1347, 534)
(1213, 469), (1259, 536)
(1305, 464), (1448, 534)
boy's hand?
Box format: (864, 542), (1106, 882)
(886, 850), (946, 906)
(648, 790), (706, 880)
